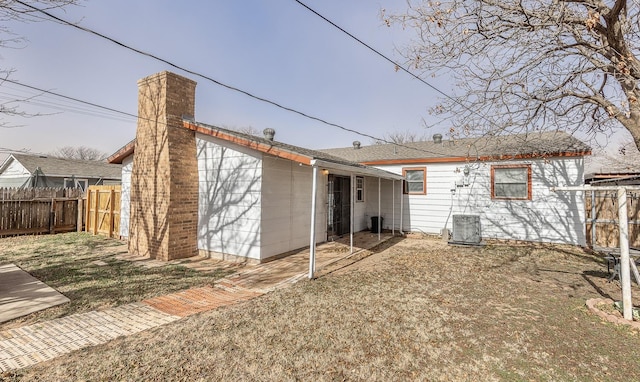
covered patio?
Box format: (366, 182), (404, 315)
(308, 158), (404, 279)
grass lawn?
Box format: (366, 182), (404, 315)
(5, 236), (640, 381)
(0, 233), (235, 330)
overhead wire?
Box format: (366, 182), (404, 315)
(12, 0), (460, 158)
(1, 78), (138, 120)
(292, 0), (496, 130)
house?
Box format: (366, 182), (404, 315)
(0, 153), (123, 189)
(108, 71), (403, 263)
(584, 152), (640, 186)
(321, 132), (591, 246)
(110, 71), (591, 264)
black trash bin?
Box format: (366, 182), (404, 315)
(370, 216), (383, 233)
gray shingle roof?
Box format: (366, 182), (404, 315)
(189, 122), (395, 171)
(319, 131), (591, 163)
(8, 154), (122, 179)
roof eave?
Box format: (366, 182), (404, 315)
(184, 121), (313, 165)
(108, 139), (136, 164)
(311, 159), (404, 180)
(361, 150), (591, 165)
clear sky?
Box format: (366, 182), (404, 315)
(0, 0), (458, 159)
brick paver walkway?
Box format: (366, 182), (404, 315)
(0, 283), (264, 372)
(0, 302), (180, 371)
(0, 232), (393, 373)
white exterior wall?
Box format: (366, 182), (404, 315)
(261, 156), (327, 259)
(371, 157), (586, 245)
(118, 155), (133, 238)
(353, 176), (369, 232)
(0, 159), (30, 188)
(196, 134), (263, 261)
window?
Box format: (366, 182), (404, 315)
(356, 176), (364, 202)
(491, 165), (531, 200)
(403, 167), (426, 194)
(64, 178), (89, 191)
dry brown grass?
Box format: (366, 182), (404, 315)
(0, 233), (235, 330)
(6, 236), (640, 381)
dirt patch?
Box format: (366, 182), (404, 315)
(7, 236), (640, 381)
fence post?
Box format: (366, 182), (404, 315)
(93, 190), (100, 235)
(49, 198), (56, 234)
(77, 196), (83, 232)
(109, 188), (115, 238)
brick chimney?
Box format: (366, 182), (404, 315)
(128, 71), (198, 261)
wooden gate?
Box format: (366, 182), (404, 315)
(586, 189), (640, 248)
(85, 185), (121, 238)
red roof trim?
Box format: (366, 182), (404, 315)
(184, 121), (312, 165)
(107, 139), (135, 164)
(361, 150), (591, 166)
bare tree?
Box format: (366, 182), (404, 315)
(372, 130), (429, 144)
(0, 1), (79, 120)
(385, 1), (640, 151)
(50, 146), (108, 161)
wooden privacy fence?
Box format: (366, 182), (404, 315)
(85, 185), (121, 238)
(0, 187), (84, 237)
(586, 189), (640, 248)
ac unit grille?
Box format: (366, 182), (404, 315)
(451, 215), (481, 244)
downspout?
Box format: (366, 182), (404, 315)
(308, 165), (318, 279)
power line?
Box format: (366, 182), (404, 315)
(1, 78), (137, 119)
(293, 1), (457, 104)
(292, 0), (495, 133)
(13, 0), (456, 158)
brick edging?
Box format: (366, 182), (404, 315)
(585, 298), (640, 329)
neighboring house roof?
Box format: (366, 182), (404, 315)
(584, 151), (640, 181)
(0, 153), (123, 179)
(108, 121), (404, 180)
(319, 131), (591, 165)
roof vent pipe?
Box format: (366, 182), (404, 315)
(263, 128), (276, 141)
(353, 141), (361, 149)
(433, 134), (443, 144)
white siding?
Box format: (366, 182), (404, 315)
(0, 158), (30, 188)
(196, 134), (263, 260)
(353, 176), (368, 232)
(363, 177), (406, 232)
(118, 155), (133, 238)
(372, 157), (586, 245)
(261, 156), (327, 259)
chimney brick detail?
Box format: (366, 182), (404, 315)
(128, 71), (198, 261)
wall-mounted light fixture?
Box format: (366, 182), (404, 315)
(322, 169), (329, 175)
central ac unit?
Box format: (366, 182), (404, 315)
(450, 215), (482, 245)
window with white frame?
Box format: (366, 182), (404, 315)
(403, 167), (426, 194)
(356, 176), (364, 202)
(491, 165), (531, 200)
(64, 178), (89, 191)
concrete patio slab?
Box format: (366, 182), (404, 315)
(0, 264), (69, 324)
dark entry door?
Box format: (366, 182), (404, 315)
(327, 175), (351, 237)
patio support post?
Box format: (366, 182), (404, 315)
(618, 188), (632, 320)
(392, 180), (395, 236)
(591, 189), (597, 247)
(378, 177), (381, 241)
(400, 179), (404, 234)
(350, 173), (354, 254)
(309, 166), (318, 280)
